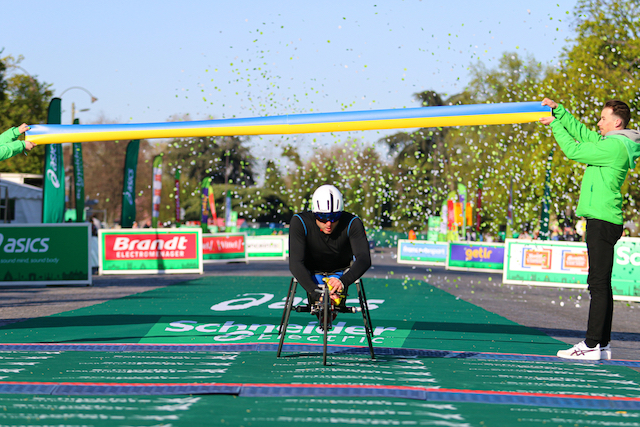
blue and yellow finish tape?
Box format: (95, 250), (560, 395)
(26, 101), (551, 144)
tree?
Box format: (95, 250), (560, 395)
(0, 54), (53, 173)
(451, 52), (552, 235)
(159, 132), (257, 224)
(282, 143), (393, 229)
(79, 134), (155, 226)
(165, 135), (255, 186)
(378, 90), (465, 231)
(546, 0), (640, 225)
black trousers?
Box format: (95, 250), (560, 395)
(585, 218), (623, 347)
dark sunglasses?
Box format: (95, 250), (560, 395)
(314, 211), (342, 223)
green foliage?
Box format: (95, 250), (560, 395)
(0, 54), (53, 173)
(79, 138), (155, 226)
(547, 0), (640, 220)
(282, 143), (394, 229)
(164, 135), (255, 186)
(7, 0), (640, 235)
(159, 134), (263, 224)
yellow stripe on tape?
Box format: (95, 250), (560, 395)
(28, 111), (548, 145)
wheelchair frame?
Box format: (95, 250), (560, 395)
(276, 276), (375, 365)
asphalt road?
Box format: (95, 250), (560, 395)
(1, 248), (638, 361)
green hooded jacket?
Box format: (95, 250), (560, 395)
(550, 104), (640, 225)
(0, 127), (26, 161)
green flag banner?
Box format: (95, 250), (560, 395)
(174, 168), (181, 226)
(42, 98), (65, 224)
(457, 183), (467, 240)
(200, 177), (212, 233)
(121, 140), (140, 228)
(72, 118), (84, 222)
(476, 175), (483, 236)
(151, 155), (163, 228)
(539, 151), (553, 240)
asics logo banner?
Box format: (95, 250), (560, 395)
(0, 234), (50, 253)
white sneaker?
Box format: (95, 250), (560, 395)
(601, 343), (612, 360)
(557, 341), (601, 361)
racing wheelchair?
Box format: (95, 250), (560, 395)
(276, 275), (375, 365)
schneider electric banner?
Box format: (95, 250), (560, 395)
(203, 233), (248, 262)
(396, 240), (447, 266)
(503, 238), (640, 301)
(446, 241), (505, 272)
(612, 238), (640, 300)
(0, 224), (91, 286)
(99, 229), (203, 275)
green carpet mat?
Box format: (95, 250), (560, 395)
(0, 276), (560, 355)
(0, 394), (639, 427)
(1, 276), (639, 426)
(1, 350), (639, 397)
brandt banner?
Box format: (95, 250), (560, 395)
(0, 223), (91, 286)
(99, 229), (203, 274)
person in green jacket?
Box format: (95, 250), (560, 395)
(0, 123), (36, 161)
(540, 98), (640, 361)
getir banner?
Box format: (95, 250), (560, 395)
(0, 224), (91, 286)
(396, 239), (447, 266)
(504, 238), (640, 301)
(446, 241), (505, 272)
(203, 233), (247, 262)
(99, 228), (203, 274)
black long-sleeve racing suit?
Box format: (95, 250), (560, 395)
(288, 211), (371, 303)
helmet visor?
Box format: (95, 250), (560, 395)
(314, 211), (342, 223)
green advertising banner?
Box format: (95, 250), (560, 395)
(42, 98), (65, 224)
(72, 118), (85, 222)
(246, 235), (287, 260)
(120, 140), (139, 228)
(99, 228), (203, 274)
(397, 239), (447, 266)
(0, 224), (91, 286)
(503, 238), (640, 301)
(612, 237), (640, 299)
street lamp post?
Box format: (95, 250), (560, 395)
(56, 87), (98, 221)
(59, 86), (98, 105)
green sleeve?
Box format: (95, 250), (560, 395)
(0, 127), (21, 145)
(550, 118), (620, 167)
(0, 139), (26, 161)
(553, 104), (601, 144)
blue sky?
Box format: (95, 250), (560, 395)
(3, 0), (577, 162)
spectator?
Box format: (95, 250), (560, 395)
(540, 98), (640, 361)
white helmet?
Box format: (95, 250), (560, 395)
(311, 185), (343, 213)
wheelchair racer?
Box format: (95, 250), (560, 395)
(289, 184), (372, 326)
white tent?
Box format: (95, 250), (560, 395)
(0, 179), (42, 223)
